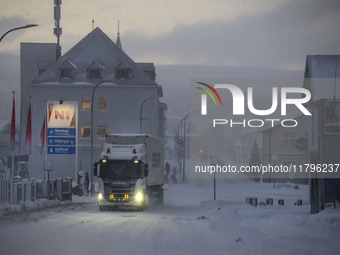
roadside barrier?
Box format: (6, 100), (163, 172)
(0, 178), (72, 204)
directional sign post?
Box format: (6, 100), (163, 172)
(47, 103), (77, 155)
(46, 101), (78, 180)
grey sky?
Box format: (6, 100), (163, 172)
(1, 0), (339, 69)
(1, 0), (340, 122)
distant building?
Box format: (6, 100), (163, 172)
(262, 115), (309, 183)
(304, 55), (340, 101)
(304, 55), (340, 213)
(20, 27), (166, 179)
(0, 121), (10, 158)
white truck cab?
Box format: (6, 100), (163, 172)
(94, 135), (164, 211)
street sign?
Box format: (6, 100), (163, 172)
(48, 137), (76, 146)
(47, 101), (77, 155)
(48, 128), (76, 137)
(43, 160), (54, 171)
(48, 146), (76, 154)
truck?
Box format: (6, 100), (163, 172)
(94, 134), (164, 211)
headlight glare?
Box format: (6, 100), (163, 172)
(136, 192), (143, 201)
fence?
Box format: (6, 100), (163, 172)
(0, 178), (72, 204)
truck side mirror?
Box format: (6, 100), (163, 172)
(144, 164), (149, 177)
(93, 162), (100, 177)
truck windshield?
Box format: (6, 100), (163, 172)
(100, 160), (142, 180)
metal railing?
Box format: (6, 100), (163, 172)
(0, 178), (72, 204)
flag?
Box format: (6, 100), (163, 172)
(40, 117), (46, 155)
(25, 102), (32, 154)
(10, 92), (15, 151)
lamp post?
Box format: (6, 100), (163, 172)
(179, 110), (200, 182)
(0, 24), (38, 42)
(140, 96), (158, 133)
(90, 80), (112, 195)
(1, 24), (38, 203)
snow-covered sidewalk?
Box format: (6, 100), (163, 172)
(0, 193), (95, 216)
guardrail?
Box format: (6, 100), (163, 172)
(0, 178), (72, 204)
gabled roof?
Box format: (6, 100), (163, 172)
(33, 27), (157, 86)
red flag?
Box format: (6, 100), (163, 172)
(25, 102), (32, 154)
(40, 117), (46, 155)
(10, 92), (15, 151)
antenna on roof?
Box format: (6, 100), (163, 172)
(92, 19), (94, 30)
(116, 20), (122, 50)
(54, 0), (62, 59)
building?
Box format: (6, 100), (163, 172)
(262, 115), (309, 183)
(20, 27), (166, 179)
(304, 55), (340, 213)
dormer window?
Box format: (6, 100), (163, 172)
(59, 60), (76, 80)
(115, 62), (133, 80)
(87, 61), (103, 80)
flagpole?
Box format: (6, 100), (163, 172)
(18, 99), (24, 164)
(11, 91), (16, 175)
(44, 100), (48, 181)
(25, 97), (32, 178)
(10, 91), (16, 203)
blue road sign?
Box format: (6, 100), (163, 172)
(48, 137), (76, 146)
(48, 146), (76, 154)
(48, 128), (76, 137)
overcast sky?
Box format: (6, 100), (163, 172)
(1, 0), (340, 123)
(1, 0), (340, 69)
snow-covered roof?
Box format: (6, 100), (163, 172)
(33, 27), (157, 86)
(304, 55), (340, 102)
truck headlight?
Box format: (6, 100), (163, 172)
(98, 193), (103, 200)
(135, 192), (143, 201)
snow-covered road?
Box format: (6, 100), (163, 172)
(1, 179), (339, 255)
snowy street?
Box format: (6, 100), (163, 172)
(1, 179), (339, 255)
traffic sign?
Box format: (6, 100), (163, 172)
(48, 137), (76, 146)
(48, 128), (76, 137)
(48, 146), (76, 154)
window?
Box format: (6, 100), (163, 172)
(59, 61), (76, 80)
(98, 97), (108, 111)
(284, 132), (295, 148)
(81, 97), (90, 110)
(87, 61), (103, 80)
(114, 62), (133, 80)
(97, 125), (108, 139)
(80, 126), (90, 138)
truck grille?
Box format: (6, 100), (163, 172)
(104, 183), (135, 202)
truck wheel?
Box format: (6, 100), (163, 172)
(136, 201), (145, 211)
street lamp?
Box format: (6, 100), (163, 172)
(90, 80), (113, 194)
(179, 110), (200, 181)
(140, 96), (158, 133)
(0, 24), (38, 42)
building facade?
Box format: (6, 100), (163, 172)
(304, 55), (340, 213)
(20, 28), (166, 179)
(262, 115), (309, 183)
